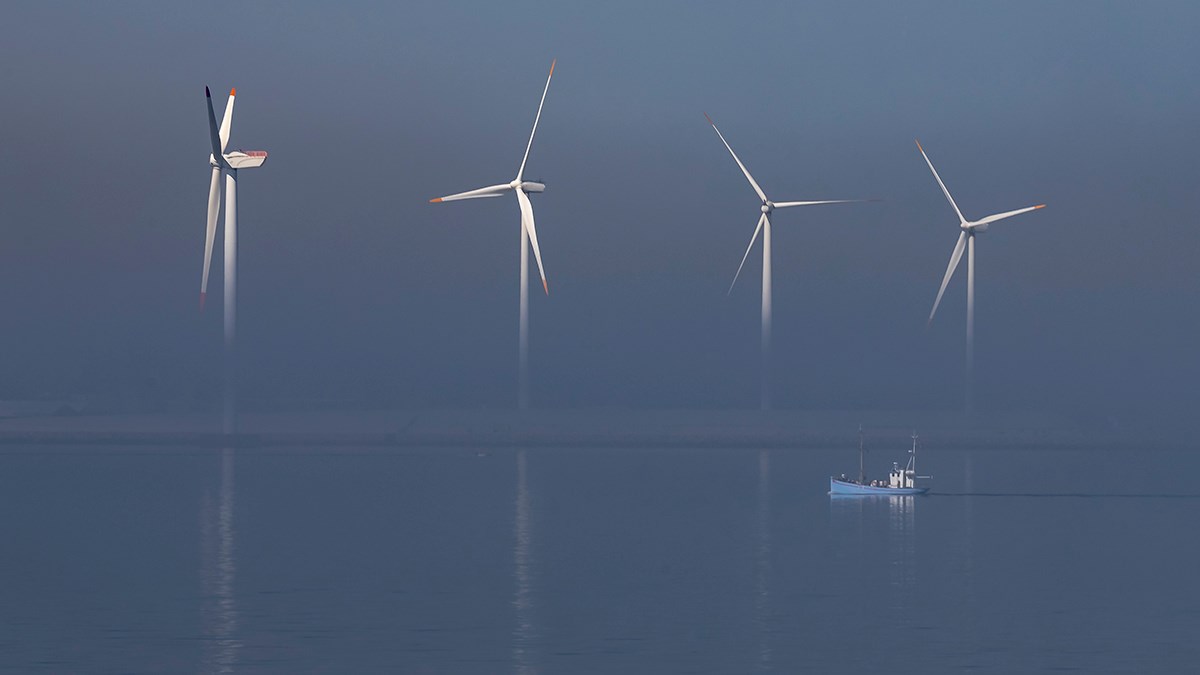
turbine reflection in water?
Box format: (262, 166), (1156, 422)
(513, 450), (538, 674)
(755, 450), (773, 671)
(199, 448), (239, 673)
(960, 452), (977, 641)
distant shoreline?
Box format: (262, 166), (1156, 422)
(0, 410), (1186, 451)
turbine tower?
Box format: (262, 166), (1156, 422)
(201, 87), (268, 434)
(430, 60), (555, 410)
(705, 113), (871, 410)
(917, 140), (1044, 415)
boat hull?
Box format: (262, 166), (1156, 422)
(829, 477), (928, 496)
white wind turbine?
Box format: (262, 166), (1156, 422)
(917, 139), (1044, 414)
(201, 86), (268, 434)
(706, 113), (871, 410)
(430, 60), (555, 410)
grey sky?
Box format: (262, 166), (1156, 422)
(0, 1), (1197, 416)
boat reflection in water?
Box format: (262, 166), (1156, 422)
(513, 449), (538, 675)
(887, 495), (917, 610)
(829, 493), (918, 613)
(199, 448), (239, 674)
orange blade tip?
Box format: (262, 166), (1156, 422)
(1035, 204), (1046, 209)
(229, 87), (236, 96)
(542, 279), (549, 295)
(429, 197), (443, 203)
(199, 292), (207, 312)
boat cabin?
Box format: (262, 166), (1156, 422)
(888, 460), (917, 489)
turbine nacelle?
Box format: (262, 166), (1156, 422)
(962, 220), (988, 233)
(211, 151), (268, 170)
(511, 180), (545, 193)
(224, 151), (269, 170)
(761, 202), (774, 214)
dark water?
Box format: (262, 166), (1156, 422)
(1, 444), (1197, 673)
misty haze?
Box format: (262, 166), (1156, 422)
(1, 1), (1197, 672)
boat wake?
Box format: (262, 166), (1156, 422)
(931, 492), (1200, 499)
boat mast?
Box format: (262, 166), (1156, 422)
(910, 430), (918, 486)
(858, 425), (865, 483)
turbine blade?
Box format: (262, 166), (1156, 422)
(429, 183), (513, 203)
(771, 198), (877, 209)
(705, 113), (768, 203)
(205, 87), (226, 168)
(515, 189), (549, 294)
(201, 166), (221, 311)
(516, 59), (555, 182)
(915, 140), (965, 223)
(975, 203), (1045, 226)
(729, 214), (766, 295)
(928, 231), (968, 325)
(218, 87), (235, 153)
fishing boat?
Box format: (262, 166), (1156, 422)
(830, 429), (930, 495)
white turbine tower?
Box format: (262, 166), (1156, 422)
(706, 113), (871, 410)
(917, 139), (1044, 415)
(430, 60), (555, 410)
(201, 87), (268, 434)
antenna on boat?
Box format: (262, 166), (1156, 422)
(911, 429), (933, 482)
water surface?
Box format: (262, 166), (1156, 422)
(1, 444), (1196, 673)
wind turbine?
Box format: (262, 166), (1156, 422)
(430, 60), (555, 410)
(705, 113), (871, 410)
(201, 86), (268, 434)
(916, 139), (1044, 415)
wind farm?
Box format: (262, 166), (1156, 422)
(3, 4), (1198, 673)
(0, 66), (1111, 445)
(0, 4), (1182, 433)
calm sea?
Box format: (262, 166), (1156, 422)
(1, 444), (1196, 673)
